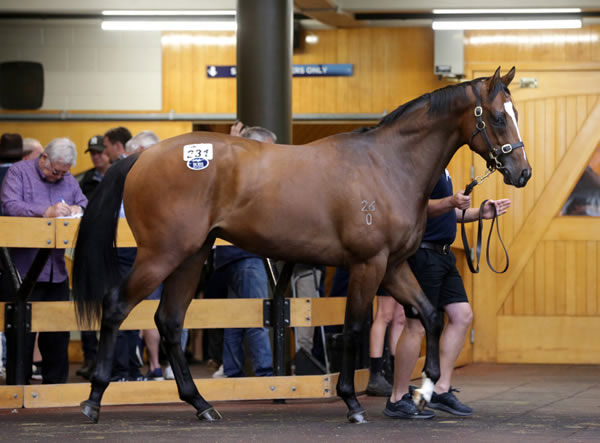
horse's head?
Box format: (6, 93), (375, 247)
(468, 67), (532, 188)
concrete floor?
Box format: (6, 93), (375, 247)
(1, 363), (600, 442)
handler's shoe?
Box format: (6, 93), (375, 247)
(383, 394), (435, 419)
(428, 387), (473, 416)
(366, 372), (393, 397)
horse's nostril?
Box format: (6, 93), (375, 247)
(518, 168), (531, 186)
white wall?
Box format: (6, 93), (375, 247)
(0, 20), (162, 111)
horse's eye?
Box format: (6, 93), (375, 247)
(491, 113), (506, 128)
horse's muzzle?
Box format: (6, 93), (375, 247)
(517, 168), (532, 187)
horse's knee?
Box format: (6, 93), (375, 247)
(155, 312), (182, 346)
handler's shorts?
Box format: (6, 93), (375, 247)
(404, 247), (468, 319)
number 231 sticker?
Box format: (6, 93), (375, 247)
(184, 143), (213, 170)
(183, 143), (213, 161)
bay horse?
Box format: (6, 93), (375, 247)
(72, 66), (531, 424)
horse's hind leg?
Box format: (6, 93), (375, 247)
(381, 262), (442, 410)
(81, 253), (174, 423)
(337, 256), (387, 424)
(157, 242), (221, 421)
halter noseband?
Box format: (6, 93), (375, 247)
(469, 83), (524, 171)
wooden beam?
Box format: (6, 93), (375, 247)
(497, 316), (600, 363)
(543, 217), (600, 241)
(0, 386), (23, 409)
(0, 217), (54, 248)
(495, 101), (600, 313)
(54, 218), (231, 248)
(294, 0), (360, 28)
(25, 298), (348, 332)
(23, 369), (369, 408)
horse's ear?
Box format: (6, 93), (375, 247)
(488, 66), (502, 93)
(501, 66), (516, 87)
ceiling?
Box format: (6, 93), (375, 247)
(0, 0), (599, 28)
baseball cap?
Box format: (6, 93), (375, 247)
(85, 135), (105, 153)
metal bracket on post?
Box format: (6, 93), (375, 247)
(4, 303), (32, 333)
(263, 298), (290, 327)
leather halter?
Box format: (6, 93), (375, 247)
(469, 83), (524, 171)
(460, 82), (520, 274)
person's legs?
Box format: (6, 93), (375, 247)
(222, 327), (245, 377)
(293, 265), (322, 354)
(390, 318), (424, 402)
(384, 317), (434, 419)
(426, 255), (473, 416)
(38, 281), (70, 384)
(228, 258), (273, 377)
(436, 302), (472, 393)
(367, 295), (397, 396)
(143, 284), (164, 379)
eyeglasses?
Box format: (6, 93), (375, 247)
(43, 155), (70, 178)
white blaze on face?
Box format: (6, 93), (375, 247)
(504, 101), (527, 161)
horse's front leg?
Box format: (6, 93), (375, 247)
(337, 256), (386, 424)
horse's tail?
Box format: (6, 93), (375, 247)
(72, 153), (140, 328)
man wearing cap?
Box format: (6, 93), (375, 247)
(74, 135), (110, 379)
(79, 135), (110, 198)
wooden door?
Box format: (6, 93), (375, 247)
(471, 69), (600, 363)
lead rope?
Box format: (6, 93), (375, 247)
(460, 169), (510, 274)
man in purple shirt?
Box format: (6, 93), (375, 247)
(0, 137), (87, 384)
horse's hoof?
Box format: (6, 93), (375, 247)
(347, 409), (368, 424)
(196, 407), (222, 422)
(81, 400), (100, 423)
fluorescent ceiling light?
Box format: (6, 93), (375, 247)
(432, 19), (582, 30)
(433, 8), (581, 14)
(102, 10), (235, 16)
(101, 20), (237, 31)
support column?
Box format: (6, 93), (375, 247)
(236, 0), (293, 143)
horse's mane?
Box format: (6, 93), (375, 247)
(373, 76), (504, 131)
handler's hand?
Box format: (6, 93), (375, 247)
(450, 190), (471, 211)
(481, 198), (511, 219)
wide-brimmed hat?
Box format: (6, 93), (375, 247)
(85, 135), (105, 153)
(0, 133), (24, 162)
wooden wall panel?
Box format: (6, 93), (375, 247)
(162, 28), (446, 115)
(465, 27), (600, 66)
(0, 121), (192, 176)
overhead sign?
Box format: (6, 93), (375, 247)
(206, 64), (353, 78)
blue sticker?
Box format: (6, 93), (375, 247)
(187, 157), (209, 171)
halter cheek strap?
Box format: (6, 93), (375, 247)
(469, 85), (524, 170)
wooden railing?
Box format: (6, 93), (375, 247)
(0, 217), (367, 409)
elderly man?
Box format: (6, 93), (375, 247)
(0, 137), (87, 384)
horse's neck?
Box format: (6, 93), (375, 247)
(376, 110), (465, 196)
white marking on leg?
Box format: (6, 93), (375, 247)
(414, 372), (434, 405)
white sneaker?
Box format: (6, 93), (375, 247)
(212, 364), (226, 378)
(165, 364), (175, 380)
